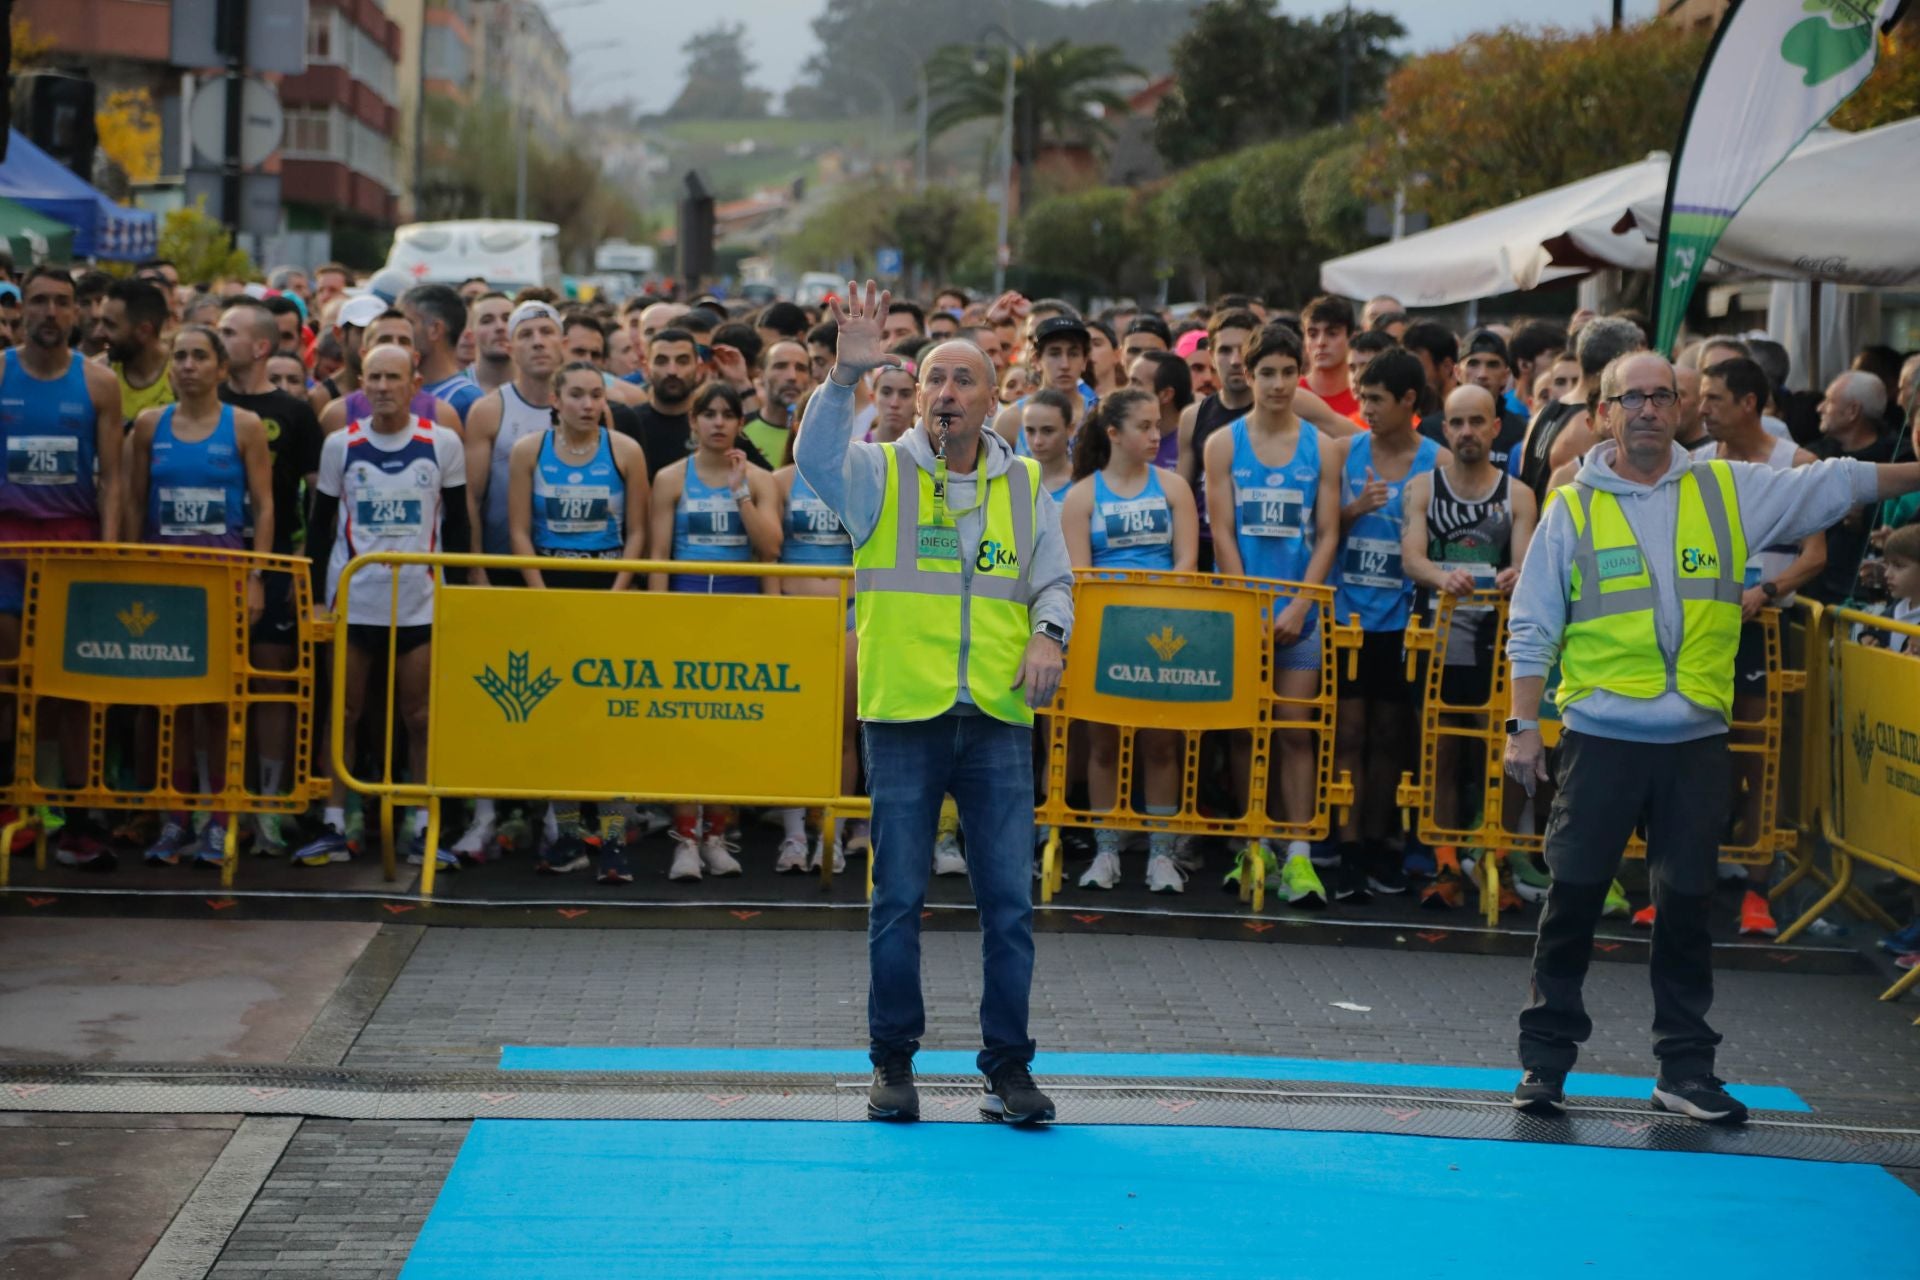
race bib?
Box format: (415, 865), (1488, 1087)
(1100, 496), (1171, 549)
(352, 478), (426, 538)
(7, 435), (79, 486)
(1342, 535), (1403, 589)
(543, 484), (612, 534)
(1236, 485), (1304, 539)
(683, 495), (744, 547)
(790, 495), (845, 546)
(158, 486), (227, 537)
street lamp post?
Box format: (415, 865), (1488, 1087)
(977, 25), (1019, 294)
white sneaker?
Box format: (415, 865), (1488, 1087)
(1079, 848), (1122, 889)
(452, 815), (496, 858)
(807, 831), (846, 874)
(668, 833), (703, 881)
(775, 835), (809, 874)
(933, 832), (966, 876)
(632, 807), (671, 837)
(1147, 852), (1187, 894)
(1172, 835), (1203, 873)
(701, 834), (743, 877)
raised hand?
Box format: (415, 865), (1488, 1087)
(830, 280), (903, 382)
(711, 343), (751, 390)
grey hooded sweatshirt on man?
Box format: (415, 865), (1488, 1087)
(795, 375), (1074, 711)
(1507, 439), (1877, 743)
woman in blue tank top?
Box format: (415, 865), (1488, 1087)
(1200, 325), (1344, 904)
(506, 362), (646, 593)
(1059, 389), (1199, 894)
(647, 382), (782, 883)
(125, 326), (276, 868)
(1021, 388), (1078, 504)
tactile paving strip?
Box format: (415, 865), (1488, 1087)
(2, 1063), (1916, 1168)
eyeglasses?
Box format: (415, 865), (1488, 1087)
(1606, 388), (1678, 412)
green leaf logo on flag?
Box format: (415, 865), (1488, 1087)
(1783, 2), (1878, 86)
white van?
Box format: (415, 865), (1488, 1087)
(383, 220), (562, 295)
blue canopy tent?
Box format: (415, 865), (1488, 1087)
(0, 130), (158, 261)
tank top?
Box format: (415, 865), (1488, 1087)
(533, 428), (623, 557)
(329, 417), (453, 627)
(1425, 466), (1513, 664)
(1334, 431), (1439, 632)
(484, 385), (554, 555)
(670, 460), (760, 595)
(1089, 467), (1174, 570)
(0, 348), (99, 520)
(115, 361), (175, 425)
(1692, 435), (1802, 604)
(1518, 398), (1581, 502)
(779, 468), (851, 567)
(1045, 474), (1075, 505)
(1189, 392), (1247, 542)
(1227, 416), (1320, 586)
(146, 404), (248, 549)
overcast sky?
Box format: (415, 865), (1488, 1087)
(556, 0), (1665, 112)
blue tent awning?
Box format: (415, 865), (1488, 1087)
(0, 130), (158, 261)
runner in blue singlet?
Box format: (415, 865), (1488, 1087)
(1202, 324), (1344, 905)
(1021, 388), (1078, 504)
(1059, 389), (1199, 894)
(125, 326), (275, 867)
(647, 382), (782, 885)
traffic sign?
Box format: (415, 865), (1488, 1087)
(875, 247), (903, 278)
(189, 77), (284, 169)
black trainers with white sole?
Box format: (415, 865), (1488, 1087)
(980, 1064), (1056, 1125)
(868, 1057), (919, 1122)
(1511, 1070), (1567, 1115)
(1651, 1074), (1748, 1125)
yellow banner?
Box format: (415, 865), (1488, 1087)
(426, 584), (845, 800)
(1832, 635), (1920, 874)
(1062, 575), (1272, 731)
(28, 555), (236, 705)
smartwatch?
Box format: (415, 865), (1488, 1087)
(1760, 580), (1780, 601)
(1034, 621), (1067, 646)
(1504, 718), (1539, 735)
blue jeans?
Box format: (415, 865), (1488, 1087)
(863, 712), (1037, 1076)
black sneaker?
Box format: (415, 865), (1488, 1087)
(1331, 847), (1373, 904)
(868, 1057), (919, 1122)
(981, 1063), (1055, 1126)
(1366, 844), (1408, 895)
(1511, 1070), (1567, 1115)
(1651, 1074), (1748, 1125)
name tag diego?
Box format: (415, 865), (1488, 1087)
(916, 524), (959, 561)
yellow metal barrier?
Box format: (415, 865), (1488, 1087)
(0, 542), (326, 887)
(1395, 593), (1803, 925)
(1035, 570), (1358, 911)
(330, 553), (868, 895)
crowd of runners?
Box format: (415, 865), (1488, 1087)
(3, 257), (1919, 963)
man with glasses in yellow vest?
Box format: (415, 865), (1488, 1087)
(797, 281), (1073, 1127)
(1504, 350), (1920, 1125)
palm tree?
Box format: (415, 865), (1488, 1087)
(920, 39), (1145, 171)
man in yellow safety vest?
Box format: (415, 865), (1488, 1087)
(1503, 350), (1920, 1125)
(796, 281), (1073, 1127)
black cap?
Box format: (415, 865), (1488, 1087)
(1464, 327), (1510, 365)
(1032, 313), (1090, 349)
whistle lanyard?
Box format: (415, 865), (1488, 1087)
(931, 429), (986, 526)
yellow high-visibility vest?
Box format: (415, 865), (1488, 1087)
(1553, 461), (1747, 721)
(853, 444), (1040, 724)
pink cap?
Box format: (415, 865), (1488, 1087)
(1174, 329), (1207, 359)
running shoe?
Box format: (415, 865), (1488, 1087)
(1145, 852), (1186, 894)
(668, 832), (703, 882)
(144, 820), (193, 867)
(451, 813), (496, 860)
(343, 806), (365, 853)
(1737, 889), (1778, 938)
(1275, 853), (1327, 908)
(1631, 902), (1656, 929)
(631, 807), (672, 838)
(249, 812), (288, 857)
(405, 833), (460, 872)
(54, 829), (116, 872)
(1172, 835), (1204, 873)
(1602, 881), (1631, 919)
(191, 821), (230, 868)
(1512, 1070), (1567, 1116)
(700, 833), (743, 877)
(292, 830), (350, 868)
(1651, 1075), (1748, 1125)
(1079, 848), (1122, 890)
(1492, 856), (1523, 913)
(868, 1057), (919, 1122)
(595, 838), (634, 885)
(980, 1063), (1055, 1126)
(496, 815), (534, 856)
(1895, 952), (1919, 972)
(38, 805), (66, 836)
(1420, 867), (1469, 910)
(842, 820), (871, 859)
(1367, 844), (1409, 895)
(112, 811), (157, 848)
(1221, 840), (1272, 893)
(808, 830), (846, 875)
(933, 831), (966, 876)
(535, 836), (590, 875)
(1511, 853), (1553, 904)
(1330, 844), (1373, 904)
(1402, 843), (1437, 879)
(774, 835), (810, 874)
(1877, 917), (1920, 955)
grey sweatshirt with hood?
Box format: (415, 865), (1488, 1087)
(795, 376), (1074, 714)
(1507, 440), (1878, 743)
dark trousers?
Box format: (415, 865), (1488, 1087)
(1518, 729), (1730, 1080)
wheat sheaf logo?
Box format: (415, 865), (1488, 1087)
(117, 601), (158, 638)
(1146, 625), (1187, 662)
(1851, 710), (1875, 783)
(476, 651), (561, 723)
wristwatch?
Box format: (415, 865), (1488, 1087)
(1504, 718), (1539, 735)
(1034, 621), (1067, 647)
(1760, 580), (1781, 600)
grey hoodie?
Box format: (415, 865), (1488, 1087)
(1508, 439), (1877, 743)
(795, 376), (1074, 713)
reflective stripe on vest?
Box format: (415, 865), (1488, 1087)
(1554, 461), (1747, 720)
(853, 445), (1039, 724)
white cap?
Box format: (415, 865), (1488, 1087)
(509, 300), (563, 337)
(338, 294), (387, 330)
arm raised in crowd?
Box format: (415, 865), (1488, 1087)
(794, 281), (896, 548)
